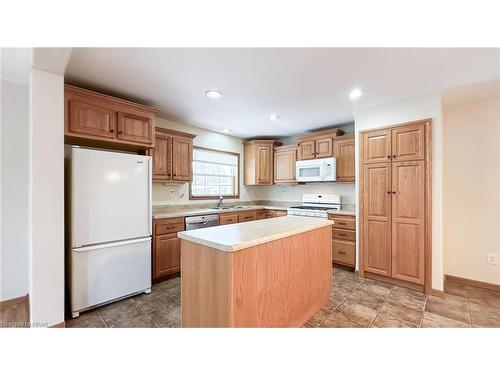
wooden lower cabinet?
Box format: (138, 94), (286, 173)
(332, 239), (355, 265)
(154, 234), (181, 279)
(329, 214), (356, 267)
(238, 211), (257, 222)
(153, 217), (184, 281)
(219, 213), (238, 225)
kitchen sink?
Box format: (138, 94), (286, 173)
(210, 205), (251, 210)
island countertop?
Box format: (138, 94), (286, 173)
(177, 216), (333, 252)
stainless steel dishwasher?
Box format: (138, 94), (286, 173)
(185, 214), (219, 230)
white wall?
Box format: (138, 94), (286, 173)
(442, 94), (500, 284)
(354, 92), (444, 290)
(29, 69), (65, 326)
(0, 79), (30, 301)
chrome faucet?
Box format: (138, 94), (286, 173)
(217, 195), (224, 208)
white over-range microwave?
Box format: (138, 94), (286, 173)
(296, 157), (336, 182)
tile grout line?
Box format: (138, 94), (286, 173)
(464, 286), (473, 328)
(133, 297), (161, 328)
(317, 272), (364, 327)
(368, 286), (394, 328)
(418, 295), (428, 328)
(97, 310), (109, 328)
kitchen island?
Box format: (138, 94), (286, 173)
(177, 216), (333, 327)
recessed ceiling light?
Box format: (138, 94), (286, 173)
(269, 114), (280, 121)
(349, 88), (363, 101)
(222, 129), (231, 134)
(205, 90), (222, 99)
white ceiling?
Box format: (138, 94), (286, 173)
(65, 48), (500, 138)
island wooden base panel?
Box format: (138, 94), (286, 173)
(181, 226), (332, 327)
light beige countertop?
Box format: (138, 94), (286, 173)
(177, 216), (333, 252)
(153, 205), (289, 219)
(326, 208), (356, 216)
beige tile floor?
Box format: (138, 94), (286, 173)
(66, 267), (500, 328)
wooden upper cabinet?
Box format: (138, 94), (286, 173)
(172, 136), (193, 181)
(333, 136), (355, 183)
(363, 162), (392, 276)
(315, 138), (333, 158)
(117, 111), (154, 144)
(274, 145), (297, 184)
(151, 128), (196, 182)
(391, 123), (426, 161)
(298, 141), (316, 160)
(362, 129), (392, 163)
(297, 128), (343, 160)
(151, 133), (171, 180)
(244, 140), (281, 185)
(65, 85), (158, 150)
(391, 160), (425, 285)
(67, 98), (116, 138)
(257, 145), (272, 184)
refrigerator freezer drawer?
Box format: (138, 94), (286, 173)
(71, 238), (152, 314)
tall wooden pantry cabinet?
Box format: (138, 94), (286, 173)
(359, 119), (432, 294)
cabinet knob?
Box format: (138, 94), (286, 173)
(387, 155), (391, 159)
(109, 129), (114, 133)
(393, 155), (396, 158)
(118, 130), (123, 134)
(387, 191), (391, 194)
(392, 191), (396, 194)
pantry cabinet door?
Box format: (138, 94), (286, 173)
(363, 130), (391, 163)
(391, 160), (425, 285)
(334, 137), (355, 183)
(363, 163), (392, 276)
(391, 123), (425, 161)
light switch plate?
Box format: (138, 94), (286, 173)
(487, 253), (498, 265)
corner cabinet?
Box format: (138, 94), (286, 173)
(273, 144), (297, 184)
(64, 85), (158, 151)
(244, 140), (281, 185)
(150, 128), (196, 182)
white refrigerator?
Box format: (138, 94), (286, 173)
(69, 147), (152, 318)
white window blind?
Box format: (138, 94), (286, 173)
(191, 148), (239, 198)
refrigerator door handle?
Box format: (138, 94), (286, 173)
(73, 237), (151, 252)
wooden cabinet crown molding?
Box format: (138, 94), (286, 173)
(295, 128), (345, 142)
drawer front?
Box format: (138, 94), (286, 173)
(219, 213), (239, 225)
(238, 211), (257, 222)
(329, 215), (356, 230)
(273, 210), (287, 217)
(332, 239), (355, 265)
(332, 228), (356, 242)
(154, 217), (185, 235)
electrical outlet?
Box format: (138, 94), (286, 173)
(487, 253), (498, 265)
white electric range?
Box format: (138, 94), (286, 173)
(287, 193), (341, 218)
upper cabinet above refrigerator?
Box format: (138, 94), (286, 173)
(64, 85), (158, 152)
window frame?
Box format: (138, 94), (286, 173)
(189, 146), (241, 200)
